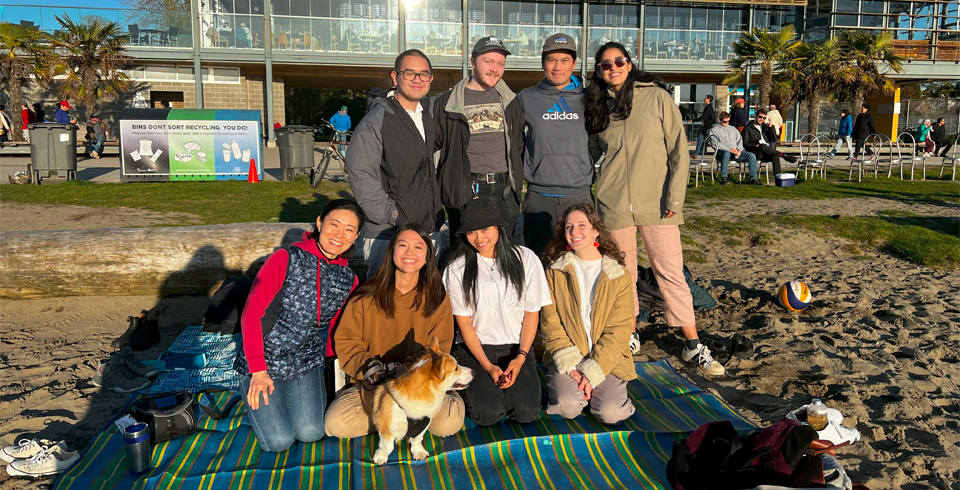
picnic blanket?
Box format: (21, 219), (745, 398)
(54, 327), (756, 490)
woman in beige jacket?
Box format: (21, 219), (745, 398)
(540, 203), (636, 425)
(584, 42), (723, 376)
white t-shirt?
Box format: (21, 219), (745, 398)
(572, 255), (603, 350)
(444, 245), (552, 345)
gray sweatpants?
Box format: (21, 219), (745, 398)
(545, 364), (634, 426)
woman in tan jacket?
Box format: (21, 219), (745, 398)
(584, 42), (723, 376)
(540, 203), (636, 425)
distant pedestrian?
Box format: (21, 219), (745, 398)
(931, 118), (953, 157)
(766, 104), (783, 149)
(916, 119), (935, 156)
(692, 95), (716, 158)
(0, 105), (12, 144)
(732, 98), (748, 132)
(829, 109), (854, 158)
(85, 113), (109, 159)
(851, 104), (875, 158)
(33, 103), (45, 123)
(329, 105), (352, 155)
(20, 104), (36, 143)
(55, 101), (77, 125)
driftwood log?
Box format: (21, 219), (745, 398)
(0, 223), (316, 300)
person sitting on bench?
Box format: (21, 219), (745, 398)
(742, 109), (796, 175)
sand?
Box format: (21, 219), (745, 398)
(0, 203), (201, 231)
(1, 197), (958, 489)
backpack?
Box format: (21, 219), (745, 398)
(667, 419), (824, 490)
(132, 390), (240, 444)
(636, 265), (717, 323)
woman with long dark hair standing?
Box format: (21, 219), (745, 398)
(540, 203), (636, 425)
(235, 199), (365, 452)
(442, 198), (552, 426)
(584, 42), (724, 376)
(325, 223), (461, 439)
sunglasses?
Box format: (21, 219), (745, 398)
(756, 116), (766, 120)
(721, 120), (730, 124)
(597, 56), (629, 71)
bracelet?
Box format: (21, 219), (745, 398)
(517, 350), (528, 359)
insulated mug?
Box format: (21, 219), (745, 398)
(123, 423), (151, 476)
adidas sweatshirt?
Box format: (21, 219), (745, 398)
(518, 77), (594, 196)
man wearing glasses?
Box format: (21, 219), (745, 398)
(434, 36), (525, 237)
(347, 49), (444, 275)
(742, 109), (797, 177)
(711, 112), (761, 185)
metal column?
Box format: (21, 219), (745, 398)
(638, 3), (645, 71)
(743, 6), (754, 111)
(462, 0), (469, 80)
(399, 1), (406, 52)
(191, 0), (203, 108)
(265, 2), (275, 143)
(581, 0), (589, 77)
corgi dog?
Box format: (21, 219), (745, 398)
(371, 336), (473, 465)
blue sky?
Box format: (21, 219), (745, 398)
(2, 1), (134, 29)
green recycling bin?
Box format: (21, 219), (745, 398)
(276, 125), (316, 182)
(28, 123), (78, 184)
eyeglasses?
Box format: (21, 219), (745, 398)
(721, 120), (730, 124)
(597, 56), (629, 71)
(398, 70), (433, 82)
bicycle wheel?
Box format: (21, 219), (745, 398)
(312, 151), (333, 188)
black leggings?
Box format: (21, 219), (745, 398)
(452, 343), (542, 426)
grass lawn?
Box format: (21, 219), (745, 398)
(2, 171), (957, 268)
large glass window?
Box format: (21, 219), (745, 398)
(644, 5), (745, 61)
(406, 0), (462, 56)
(587, 4), (638, 56)
(467, 0), (583, 59)
(269, 0), (400, 53)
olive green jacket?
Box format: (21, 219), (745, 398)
(595, 81), (690, 230)
(541, 252), (637, 388)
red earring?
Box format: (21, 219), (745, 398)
(593, 241), (600, 248)
(565, 244), (572, 251)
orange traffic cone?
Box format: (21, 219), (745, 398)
(247, 158), (259, 183)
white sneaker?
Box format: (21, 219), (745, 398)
(5, 443), (78, 477)
(0, 439), (59, 463)
(681, 343), (726, 376)
(629, 331), (641, 355)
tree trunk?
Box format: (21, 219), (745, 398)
(10, 74), (24, 141)
(806, 97), (820, 137)
(760, 65), (773, 109)
(0, 223), (319, 299)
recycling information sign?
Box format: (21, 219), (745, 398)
(119, 109), (263, 182)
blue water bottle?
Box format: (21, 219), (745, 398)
(123, 423), (151, 476)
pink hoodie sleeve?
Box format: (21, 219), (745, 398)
(240, 249), (289, 373)
(326, 275), (359, 357)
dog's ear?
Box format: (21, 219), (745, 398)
(431, 352), (446, 380)
(429, 336), (441, 353)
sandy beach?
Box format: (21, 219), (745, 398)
(1, 198), (958, 490)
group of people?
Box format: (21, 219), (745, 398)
(692, 96), (798, 185)
(914, 117), (954, 158)
(0, 103), (46, 145)
(236, 35), (726, 453)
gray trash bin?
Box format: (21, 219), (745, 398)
(28, 123), (78, 184)
(276, 125), (316, 182)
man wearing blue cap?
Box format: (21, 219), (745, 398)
(329, 105), (351, 155)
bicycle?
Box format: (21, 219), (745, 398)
(311, 119), (351, 188)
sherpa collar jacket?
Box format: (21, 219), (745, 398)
(518, 77), (594, 195)
(540, 252), (637, 388)
(433, 78), (525, 209)
(347, 95), (443, 239)
(594, 81), (689, 229)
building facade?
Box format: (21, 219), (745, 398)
(4, 0), (958, 140)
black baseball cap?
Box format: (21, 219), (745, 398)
(472, 36), (511, 57)
(542, 33), (576, 55)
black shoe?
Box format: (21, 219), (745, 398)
(126, 312), (160, 351)
(749, 178), (763, 185)
(720, 177), (730, 185)
(782, 153), (798, 164)
(111, 310), (147, 349)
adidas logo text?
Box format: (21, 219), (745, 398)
(542, 112), (579, 120)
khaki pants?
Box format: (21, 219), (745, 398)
(324, 385), (465, 438)
(609, 224), (696, 326)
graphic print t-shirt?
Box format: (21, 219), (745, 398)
(463, 87), (508, 175)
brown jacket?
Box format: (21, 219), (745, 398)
(334, 288), (454, 382)
(541, 252), (636, 388)
(595, 81), (689, 230)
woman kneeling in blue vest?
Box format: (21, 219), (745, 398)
(234, 199), (365, 452)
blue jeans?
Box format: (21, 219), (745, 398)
(694, 129), (711, 156)
(88, 136), (104, 155)
(239, 367), (326, 452)
(717, 149), (758, 180)
(336, 132), (347, 155)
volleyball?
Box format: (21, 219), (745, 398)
(777, 281), (813, 311)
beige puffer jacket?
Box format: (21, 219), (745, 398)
(595, 81), (690, 230)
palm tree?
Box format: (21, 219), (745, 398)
(779, 39), (856, 136)
(724, 26), (802, 109)
(0, 23), (52, 140)
(50, 14), (131, 121)
(837, 30), (905, 111)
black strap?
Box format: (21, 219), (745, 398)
(197, 389), (241, 421)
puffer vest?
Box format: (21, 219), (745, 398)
(234, 246), (354, 381)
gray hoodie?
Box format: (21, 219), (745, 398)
(709, 123), (744, 152)
(518, 77), (593, 195)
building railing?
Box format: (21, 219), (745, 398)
(643, 29), (739, 61)
(2, 5), (192, 49)
(467, 24), (582, 58)
(269, 16), (399, 53)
